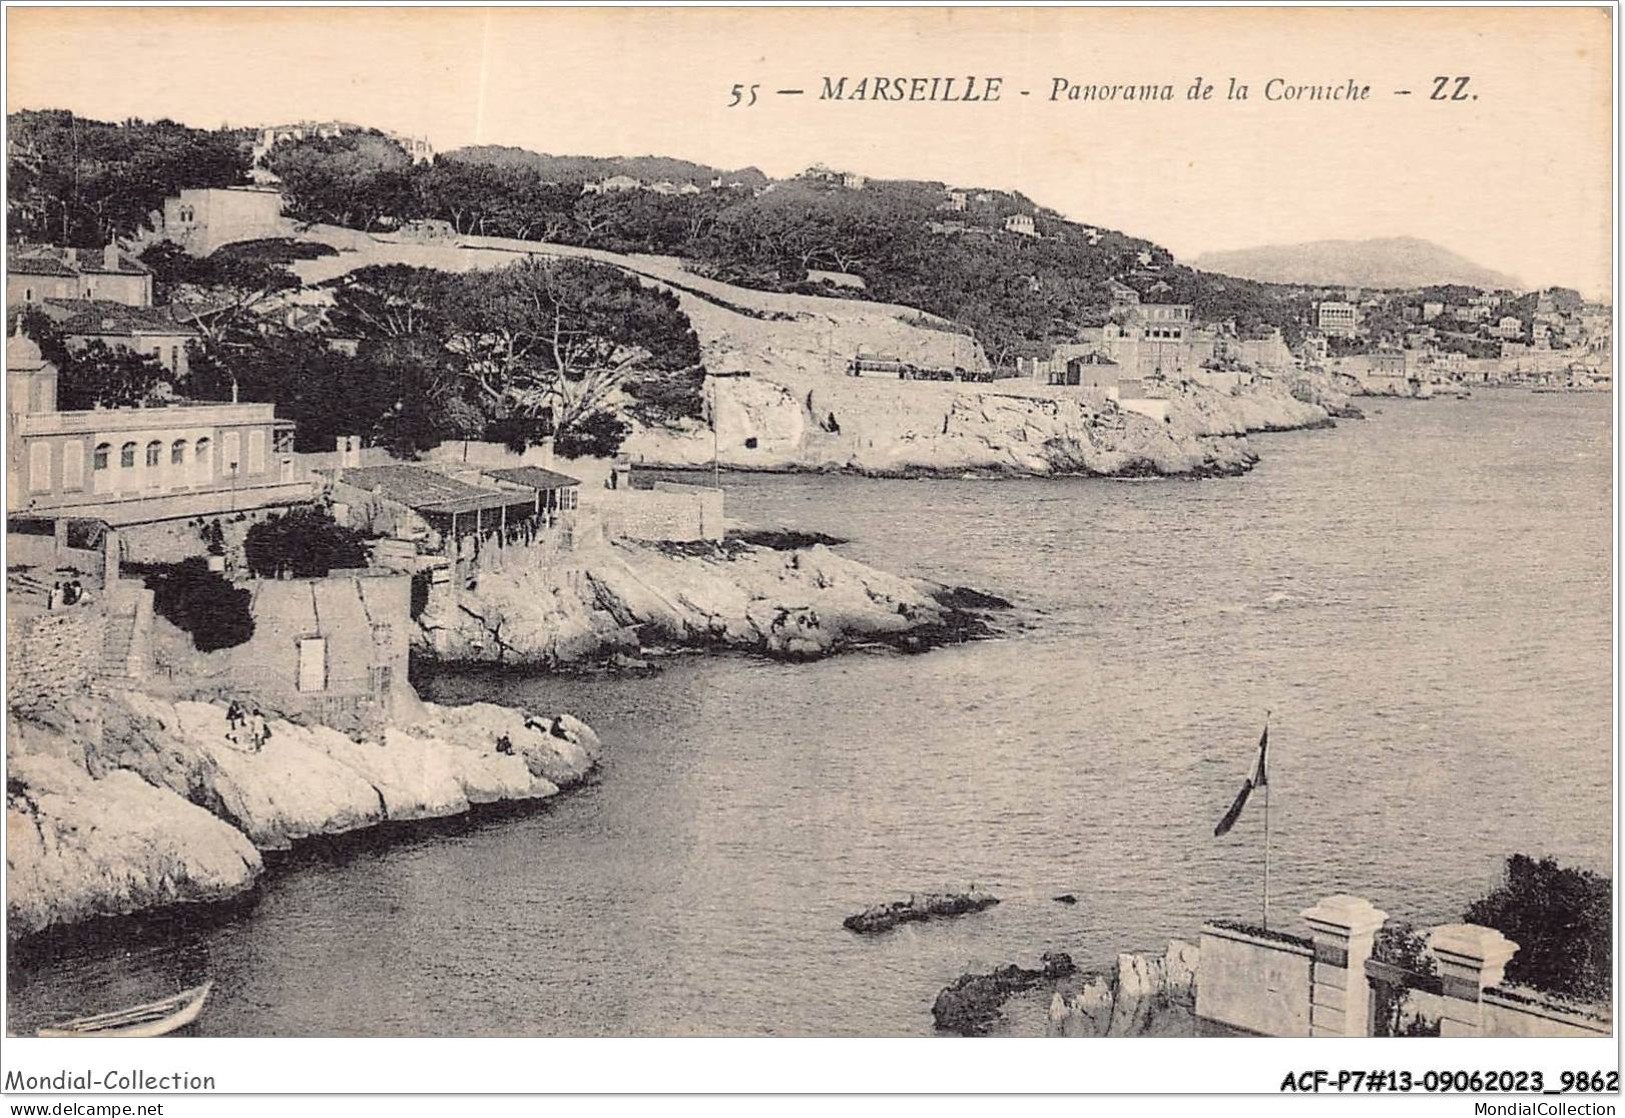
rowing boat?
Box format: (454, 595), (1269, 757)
(37, 981), (213, 1038)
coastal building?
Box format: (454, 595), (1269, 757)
(1022, 347), (1121, 388)
(328, 461), (580, 577)
(1492, 315), (1525, 340)
(1105, 279), (1140, 310)
(38, 300), (198, 378)
(1358, 346), (1412, 394)
(1317, 301), (1360, 339)
(581, 174), (641, 194)
(252, 121), (433, 167)
(6, 244), (154, 309)
(1003, 213), (1038, 237)
(5, 331), (312, 542)
(1300, 332), (1330, 366)
(159, 187), (289, 256)
(943, 190), (968, 212)
(1422, 301), (1444, 322)
(212, 569), (417, 730)
(841, 172), (867, 191)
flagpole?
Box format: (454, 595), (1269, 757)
(1263, 781), (1271, 931)
(1262, 711), (1272, 931)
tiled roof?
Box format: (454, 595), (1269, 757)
(8, 245), (149, 277)
(10, 252), (78, 277)
(50, 300), (198, 338)
(483, 466), (582, 490)
(338, 464), (535, 516)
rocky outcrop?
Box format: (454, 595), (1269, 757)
(623, 371), (1330, 479)
(844, 890), (1000, 934)
(1046, 940), (1201, 1037)
(6, 752), (262, 939)
(932, 952), (1077, 1036)
(6, 690), (601, 938)
(415, 537), (1004, 667)
(927, 940), (1200, 1037)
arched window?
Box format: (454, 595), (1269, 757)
(146, 440), (162, 467)
(171, 439), (187, 466)
(93, 443), (111, 471)
(120, 442), (137, 468)
(195, 437), (211, 463)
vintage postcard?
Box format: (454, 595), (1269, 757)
(0, 2), (1616, 1107)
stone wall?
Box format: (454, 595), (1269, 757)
(589, 483), (725, 543)
(1482, 988), (1611, 1038)
(1188, 897), (1614, 1039)
(1194, 923), (1314, 1037)
(7, 608), (107, 716)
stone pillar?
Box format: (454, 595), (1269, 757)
(1427, 924), (1518, 1038)
(1301, 894), (1388, 1037)
(102, 528), (121, 586)
(53, 516), (69, 558)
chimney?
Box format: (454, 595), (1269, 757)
(104, 242), (119, 271)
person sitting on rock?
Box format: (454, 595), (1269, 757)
(226, 701), (245, 742)
(495, 733), (514, 756)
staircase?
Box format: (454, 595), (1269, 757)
(97, 583), (152, 691)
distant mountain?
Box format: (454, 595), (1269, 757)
(1191, 237), (1521, 291)
(446, 145), (768, 189)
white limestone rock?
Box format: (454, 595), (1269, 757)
(6, 753), (262, 938)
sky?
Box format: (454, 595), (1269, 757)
(6, 6), (1615, 297)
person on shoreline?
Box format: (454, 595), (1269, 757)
(249, 708), (270, 752)
(226, 700), (246, 744)
(495, 733), (514, 756)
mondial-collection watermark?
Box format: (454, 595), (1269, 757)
(1472, 1106), (1618, 1116)
(4, 1070), (217, 1092)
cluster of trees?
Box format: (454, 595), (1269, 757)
(5, 110), (1323, 369)
(261, 136), (1313, 363)
(7, 110), (248, 246)
(244, 508), (369, 578)
(134, 558), (255, 652)
(1465, 854), (1611, 1003)
(118, 239), (704, 458)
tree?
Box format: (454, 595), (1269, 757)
(55, 340), (171, 410)
(441, 257), (701, 452)
(140, 241), (303, 401)
(1464, 855), (1612, 1003)
(244, 508), (369, 578)
(138, 559), (254, 652)
(267, 133), (414, 230)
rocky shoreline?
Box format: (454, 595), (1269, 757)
(932, 940), (1201, 1037)
(414, 535), (1011, 668)
(5, 689), (600, 941)
(624, 370), (1352, 480)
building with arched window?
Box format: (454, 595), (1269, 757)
(7, 332), (312, 535)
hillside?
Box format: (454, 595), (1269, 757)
(1192, 236), (1520, 291)
(446, 145), (768, 189)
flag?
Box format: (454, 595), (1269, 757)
(1213, 724), (1269, 837)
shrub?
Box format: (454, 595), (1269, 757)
(139, 559), (254, 652)
(554, 411), (631, 459)
(244, 508), (369, 579)
(1464, 855), (1612, 1003)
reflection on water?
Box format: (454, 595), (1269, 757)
(7, 392), (1612, 1037)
